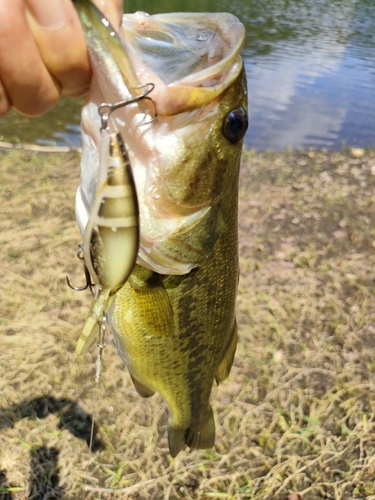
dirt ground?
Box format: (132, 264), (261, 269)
(1, 147), (375, 500)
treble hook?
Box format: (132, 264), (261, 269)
(66, 243), (95, 295)
(98, 82), (157, 132)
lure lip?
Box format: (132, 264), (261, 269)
(73, 0), (245, 115)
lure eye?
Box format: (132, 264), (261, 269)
(223, 107), (248, 144)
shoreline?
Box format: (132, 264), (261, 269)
(0, 138), (372, 157)
(1, 146), (375, 499)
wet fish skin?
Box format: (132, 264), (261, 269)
(111, 193), (239, 456)
(73, 0), (248, 456)
(110, 69), (246, 456)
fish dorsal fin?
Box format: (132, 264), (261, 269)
(215, 321), (238, 384)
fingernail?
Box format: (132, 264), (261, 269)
(25, 0), (69, 30)
(92, 0), (106, 9)
(92, 0), (123, 28)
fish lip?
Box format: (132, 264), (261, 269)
(121, 11), (245, 83)
(75, 1), (245, 114)
(118, 12), (245, 115)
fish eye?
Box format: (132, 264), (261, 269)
(223, 107), (248, 144)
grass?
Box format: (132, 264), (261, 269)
(1, 147), (375, 499)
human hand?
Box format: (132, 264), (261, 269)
(0, 0), (123, 117)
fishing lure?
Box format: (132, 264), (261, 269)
(68, 84), (155, 356)
(75, 130), (139, 356)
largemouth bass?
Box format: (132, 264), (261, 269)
(73, 0), (248, 457)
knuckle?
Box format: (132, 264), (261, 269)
(57, 65), (91, 98)
(0, 81), (10, 117)
(0, 100), (11, 117)
(14, 87), (61, 117)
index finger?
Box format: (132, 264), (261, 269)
(0, 0), (61, 116)
(25, 0), (92, 99)
(25, 0), (124, 99)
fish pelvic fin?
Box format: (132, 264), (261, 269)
(168, 407), (216, 458)
(129, 373), (155, 398)
(215, 321), (238, 384)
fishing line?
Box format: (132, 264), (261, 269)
(82, 314), (107, 498)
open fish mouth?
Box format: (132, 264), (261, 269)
(77, 4), (245, 115)
(116, 11), (244, 115)
(74, 1), (247, 275)
(72, 1), (247, 456)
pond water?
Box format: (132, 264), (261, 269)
(0, 0), (374, 150)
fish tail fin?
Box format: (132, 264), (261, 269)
(168, 427), (186, 458)
(168, 408), (216, 457)
(215, 321), (238, 384)
(185, 406), (216, 451)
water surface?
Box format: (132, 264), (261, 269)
(0, 0), (374, 150)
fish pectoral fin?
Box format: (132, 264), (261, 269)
(129, 270), (174, 337)
(185, 406), (216, 451)
(129, 373), (155, 398)
(168, 407), (216, 457)
(215, 321), (238, 384)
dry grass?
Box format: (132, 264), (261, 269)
(1, 147), (375, 499)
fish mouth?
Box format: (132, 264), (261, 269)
(75, 1), (245, 115)
(74, 0), (246, 275)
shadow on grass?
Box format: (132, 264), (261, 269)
(0, 396), (104, 499)
(28, 446), (62, 500)
(0, 470), (12, 500)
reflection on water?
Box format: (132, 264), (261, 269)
(0, 0), (374, 150)
(0, 96), (84, 147)
(241, 0), (375, 149)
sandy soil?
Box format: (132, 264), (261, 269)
(1, 147), (375, 500)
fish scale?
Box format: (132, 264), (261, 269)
(110, 179), (239, 456)
(73, 0), (248, 456)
